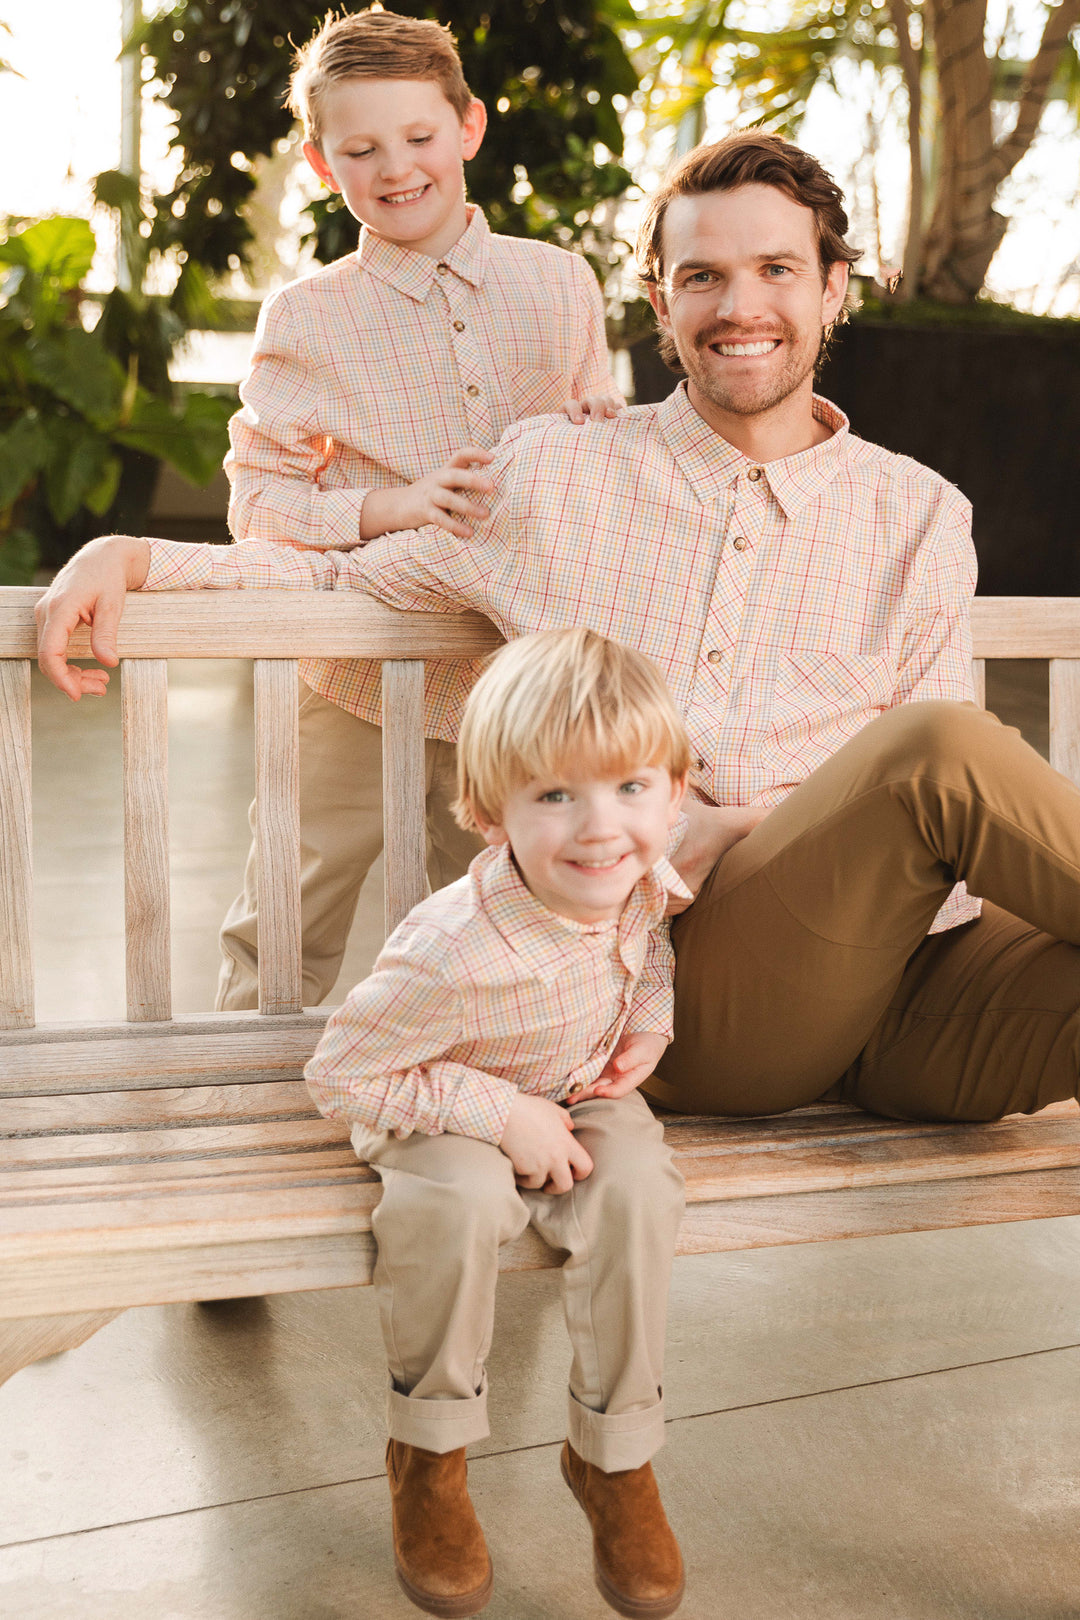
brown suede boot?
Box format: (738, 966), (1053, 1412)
(386, 1440), (493, 1618)
(561, 1441), (684, 1618)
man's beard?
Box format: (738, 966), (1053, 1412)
(679, 319), (822, 418)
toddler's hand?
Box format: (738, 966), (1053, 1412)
(499, 1093), (593, 1194)
(563, 391), (624, 426)
(359, 447), (495, 540)
(573, 1030), (668, 1101)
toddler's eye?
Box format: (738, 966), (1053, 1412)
(538, 788), (571, 803)
(618, 780), (646, 795)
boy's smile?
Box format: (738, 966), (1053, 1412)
(303, 78), (486, 259)
(477, 765), (686, 925)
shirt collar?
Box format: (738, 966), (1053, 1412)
(656, 381), (852, 517)
(473, 843), (687, 981)
(354, 204), (490, 302)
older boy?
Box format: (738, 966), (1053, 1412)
(47, 9), (620, 1013)
(307, 628), (689, 1618)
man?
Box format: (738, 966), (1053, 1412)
(36, 131), (1080, 1128)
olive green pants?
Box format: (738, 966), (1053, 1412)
(216, 682), (481, 1011)
(649, 701), (1080, 1123)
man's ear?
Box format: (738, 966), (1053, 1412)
(646, 280), (674, 339)
(822, 259), (849, 325)
(303, 141), (340, 193)
(461, 98), (487, 161)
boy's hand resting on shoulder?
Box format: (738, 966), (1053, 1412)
(358, 446), (495, 541)
(35, 534), (152, 701)
(563, 391), (624, 426)
(572, 1030), (668, 1102)
(499, 1092), (594, 1194)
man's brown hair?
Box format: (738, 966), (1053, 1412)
(288, 8), (474, 145)
(637, 131), (861, 366)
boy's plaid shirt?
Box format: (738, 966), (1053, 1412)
(226, 205), (616, 727)
(303, 843), (691, 1144)
(145, 384), (980, 933)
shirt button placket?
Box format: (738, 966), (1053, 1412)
(445, 279), (493, 442)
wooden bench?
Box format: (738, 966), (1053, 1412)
(3, 588), (1080, 1388)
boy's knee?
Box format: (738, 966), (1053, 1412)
(374, 1141), (525, 1249)
(583, 1138), (685, 1229)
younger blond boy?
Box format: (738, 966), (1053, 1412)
(305, 628), (689, 1618)
(216, 9), (622, 1010)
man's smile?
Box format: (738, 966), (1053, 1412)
(712, 339), (781, 357)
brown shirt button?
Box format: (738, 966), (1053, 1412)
(707, 649), (723, 664)
(695, 757), (707, 773)
(436, 261), (449, 273)
(747, 466), (763, 481)
(453, 319), (465, 331)
(732, 536), (747, 552)
(466, 383), (480, 396)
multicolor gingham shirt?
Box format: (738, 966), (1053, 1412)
(145, 382), (979, 931)
(303, 842), (691, 1143)
(226, 204), (616, 727)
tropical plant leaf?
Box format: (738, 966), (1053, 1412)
(0, 216), (96, 287)
(0, 413), (50, 511)
(42, 421), (117, 526)
(24, 329), (126, 425)
(116, 390), (233, 485)
(0, 527), (39, 585)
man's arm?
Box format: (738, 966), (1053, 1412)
(894, 491), (978, 706)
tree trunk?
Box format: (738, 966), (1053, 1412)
(920, 0), (1003, 301)
(920, 0), (1080, 301)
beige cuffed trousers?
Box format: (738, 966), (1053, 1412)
(216, 683), (482, 1011)
(354, 1089), (686, 1473)
(648, 701), (1080, 1122)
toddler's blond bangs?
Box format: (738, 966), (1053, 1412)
(454, 629), (691, 831)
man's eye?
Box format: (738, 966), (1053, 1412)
(764, 264), (790, 277)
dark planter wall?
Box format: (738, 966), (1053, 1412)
(628, 322), (1080, 596)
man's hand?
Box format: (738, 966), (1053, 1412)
(563, 392), (624, 426)
(35, 535), (152, 701)
(499, 1092), (594, 1194)
(572, 1030), (668, 1102)
(358, 447), (495, 541)
(667, 799), (771, 915)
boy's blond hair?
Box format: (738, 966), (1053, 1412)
(288, 8), (474, 145)
(454, 628), (692, 832)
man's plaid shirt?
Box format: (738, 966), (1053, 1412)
(226, 204), (616, 726)
(303, 842), (690, 1144)
(145, 383), (980, 931)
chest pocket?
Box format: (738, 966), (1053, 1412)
(765, 650), (897, 770)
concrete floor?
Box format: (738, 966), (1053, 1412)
(4, 658), (1079, 1620)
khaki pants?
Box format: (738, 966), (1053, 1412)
(217, 683), (482, 1011)
(649, 701), (1080, 1121)
(355, 1090), (685, 1473)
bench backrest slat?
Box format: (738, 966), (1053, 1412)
(1049, 660), (1080, 790)
(0, 661), (33, 1029)
(382, 659), (430, 936)
(253, 659), (303, 1015)
(121, 660), (171, 1022)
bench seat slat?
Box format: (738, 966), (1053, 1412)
(1, 1117), (351, 1166)
(0, 1081), (320, 1135)
(0, 1152), (363, 1199)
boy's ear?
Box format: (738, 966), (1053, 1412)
(667, 771), (688, 823)
(303, 141), (340, 192)
(468, 802), (509, 848)
(460, 98), (487, 161)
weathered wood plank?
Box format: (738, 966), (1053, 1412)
(254, 660), (302, 1015)
(970, 597), (1080, 658)
(2, 1116), (350, 1167)
(1049, 659), (1080, 790)
(971, 657), (986, 708)
(0, 1152), (361, 1198)
(0, 589), (504, 661)
(5, 1166), (1080, 1317)
(0, 1080), (320, 1135)
(0, 1009), (329, 1047)
(121, 659), (171, 1022)
(0, 1310), (122, 1388)
(382, 659), (427, 935)
(0, 660), (33, 1029)
(0, 1028), (326, 1097)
